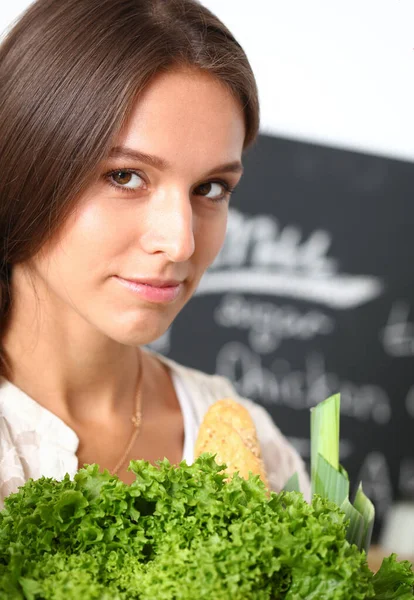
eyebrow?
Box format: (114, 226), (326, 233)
(108, 146), (244, 177)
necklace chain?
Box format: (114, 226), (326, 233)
(111, 351), (143, 476)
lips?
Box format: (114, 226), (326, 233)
(114, 276), (184, 303)
(122, 278), (183, 288)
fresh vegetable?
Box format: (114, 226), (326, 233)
(0, 393), (413, 598)
(311, 394), (375, 553)
(0, 454), (413, 599)
(285, 394), (377, 553)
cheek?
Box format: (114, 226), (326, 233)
(195, 209), (228, 267)
(38, 203), (126, 289)
(62, 202), (129, 267)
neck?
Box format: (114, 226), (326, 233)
(3, 270), (142, 426)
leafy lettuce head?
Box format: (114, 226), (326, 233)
(0, 455), (412, 599)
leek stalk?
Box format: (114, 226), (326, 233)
(283, 393), (375, 553)
(310, 394), (374, 553)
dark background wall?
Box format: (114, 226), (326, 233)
(151, 134), (414, 540)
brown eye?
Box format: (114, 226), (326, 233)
(113, 171), (133, 185)
(195, 181), (232, 202)
(105, 169), (146, 193)
(197, 182), (214, 195)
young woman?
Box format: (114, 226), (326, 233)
(0, 0), (310, 505)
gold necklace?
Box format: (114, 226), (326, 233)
(111, 351), (143, 476)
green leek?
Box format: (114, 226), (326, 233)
(310, 393), (375, 553)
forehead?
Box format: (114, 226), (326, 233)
(116, 68), (245, 173)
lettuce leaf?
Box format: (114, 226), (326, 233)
(372, 554), (414, 599)
(0, 455), (412, 599)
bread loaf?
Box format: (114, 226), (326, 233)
(194, 398), (269, 487)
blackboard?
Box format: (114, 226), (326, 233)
(150, 133), (414, 540)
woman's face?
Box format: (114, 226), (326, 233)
(28, 68), (245, 346)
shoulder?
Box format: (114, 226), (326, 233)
(150, 350), (311, 500)
(0, 391), (27, 509)
(0, 377), (79, 507)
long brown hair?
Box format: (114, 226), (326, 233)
(0, 0), (259, 379)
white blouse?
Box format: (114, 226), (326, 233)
(0, 350), (310, 508)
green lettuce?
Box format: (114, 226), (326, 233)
(0, 455), (412, 599)
(372, 554), (414, 599)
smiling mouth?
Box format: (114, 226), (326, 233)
(115, 276), (183, 303)
(120, 277), (184, 287)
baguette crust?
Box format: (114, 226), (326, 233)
(195, 398), (269, 487)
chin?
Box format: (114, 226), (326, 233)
(102, 313), (174, 348)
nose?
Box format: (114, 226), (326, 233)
(140, 187), (195, 262)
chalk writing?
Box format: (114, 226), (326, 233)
(216, 342), (391, 424)
(399, 458), (414, 499)
(381, 301), (414, 357)
(196, 209), (383, 310)
(356, 452), (393, 518)
(288, 436), (354, 461)
(405, 385), (414, 418)
(214, 294), (334, 353)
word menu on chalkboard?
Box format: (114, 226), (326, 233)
(150, 134), (414, 540)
